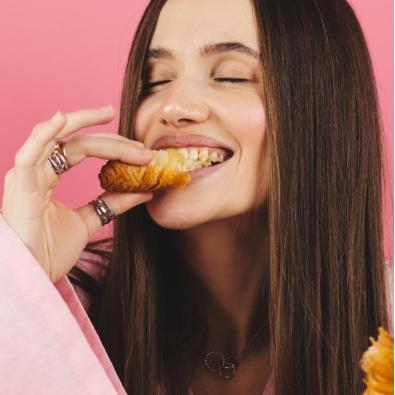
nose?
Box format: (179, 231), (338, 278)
(159, 79), (210, 128)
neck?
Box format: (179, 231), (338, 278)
(175, 204), (270, 357)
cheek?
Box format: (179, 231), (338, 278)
(219, 93), (268, 203)
(217, 92), (266, 152)
(133, 100), (155, 143)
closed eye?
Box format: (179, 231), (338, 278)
(140, 80), (172, 90)
(140, 77), (251, 90)
(214, 78), (251, 84)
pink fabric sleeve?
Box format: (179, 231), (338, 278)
(0, 215), (126, 395)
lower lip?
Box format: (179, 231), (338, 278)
(188, 157), (232, 182)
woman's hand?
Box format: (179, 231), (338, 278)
(1, 106), (154, 283)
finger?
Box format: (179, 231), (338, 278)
(75, 191), (154, 238)
(42, 135), (154, 188)
(14, 111), (67, 166)
(89, 133), (145, 148)
(49, 135), (154, 167)
(54, 106), (116, 139)
(15, 105), (116, 167)
(38, 133), (145, 164)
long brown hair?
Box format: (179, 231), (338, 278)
(68, 1), (391, 394)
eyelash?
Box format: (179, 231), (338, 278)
(140, 77), (251, 90)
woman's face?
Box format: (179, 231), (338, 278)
(134, 0), (269, 229)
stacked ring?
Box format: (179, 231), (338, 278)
(47, 140), (116, 226)
(47, 141), (70, 175)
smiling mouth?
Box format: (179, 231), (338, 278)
(153, 146), (234, 171)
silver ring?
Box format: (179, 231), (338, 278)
(89, 196), (116, 225)
(48, 140), (70, 175)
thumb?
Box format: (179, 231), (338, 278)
(75, 191), (154, 238)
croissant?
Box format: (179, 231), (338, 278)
(98, 148), (193, 193)
(360, 326), (394, 395)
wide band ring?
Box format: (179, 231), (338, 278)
(89, 197), (116, 226)
(47, 140), (70, 175)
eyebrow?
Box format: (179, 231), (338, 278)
(146, 41), (259, 60)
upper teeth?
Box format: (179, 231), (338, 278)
(176, 147), (224, 163)
(154, 147), (227, 171)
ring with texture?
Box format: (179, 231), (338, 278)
(89, 197), (116, 226)
(47, 140), (70, 175)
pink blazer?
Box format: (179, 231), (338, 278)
(0, 214), (392, 394)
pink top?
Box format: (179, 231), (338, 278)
(0, 214), (392, 394)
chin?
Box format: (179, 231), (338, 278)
(145, 189), (215, 229)
(145, 203), (202, 229)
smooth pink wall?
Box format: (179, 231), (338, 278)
(0, 1), (393, 258)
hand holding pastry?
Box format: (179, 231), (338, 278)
(1, 106), (155, 283)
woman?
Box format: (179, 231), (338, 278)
(0, 0), (392, 394)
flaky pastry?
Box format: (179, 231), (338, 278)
(98, 148), (191, 193)
(360, 326), (394, 395)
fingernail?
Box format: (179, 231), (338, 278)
(99, 105), (113, 113)
(49, 111), (64, 124)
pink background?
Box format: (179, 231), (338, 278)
(0, 0), (393, 258)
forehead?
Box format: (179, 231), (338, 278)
(150, 0), (259, 55)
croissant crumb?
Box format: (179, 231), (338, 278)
(98, 148), (192, 192)
(360, 326), (394, 395)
